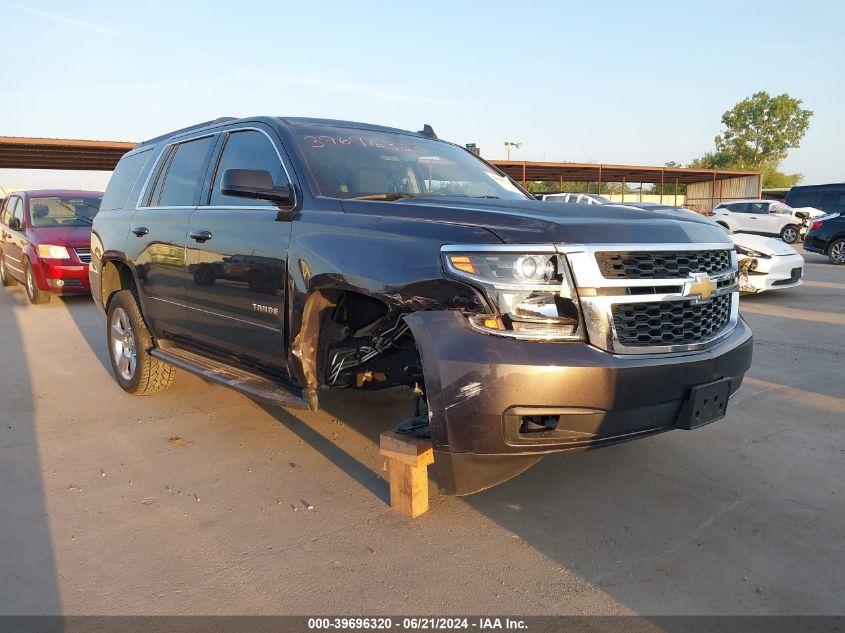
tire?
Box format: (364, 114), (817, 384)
(107, 290), (175, 395)
(0, 252), (18, 287)
(193, 265), (216, 286)
(24, 259), (50, 304)
(781, 224), (799, 244)
(828, 239), (845, 265)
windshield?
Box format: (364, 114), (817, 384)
(769, 201), (793, 215)
(28, 196), (102, 228)
(293, 125), (528, 201)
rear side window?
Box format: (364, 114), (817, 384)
(209, 130), (288, 207)
(150, 136), (215, 207)
(100, 149), (152, 211)
(788, 192), (821, 208)
(820, 192), (845, 214)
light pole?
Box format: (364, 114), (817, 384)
(504, 141), (522, 161)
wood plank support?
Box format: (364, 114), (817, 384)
(379, 431), (434, 518)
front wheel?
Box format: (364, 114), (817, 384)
(781, 224), (799, 244)
(829, 239), (845, 265)
(107, 290), (175, 395)
(0, 253), (18, 287)
(24, 260), (50, 304)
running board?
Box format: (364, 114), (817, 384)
(151, 346), (310, 410)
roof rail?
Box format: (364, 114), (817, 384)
(137, 117), (238, 147)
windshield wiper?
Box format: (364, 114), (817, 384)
(474, 195), (500, 199)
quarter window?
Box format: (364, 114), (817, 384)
(152, 136), (216, 207)
(209, 130), (288, 207)
(101, 149), (152, 211)
(8, 197), (23, 226)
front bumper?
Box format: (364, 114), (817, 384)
(803, 234), (827, 254)
(34, 259), (91, 294)
(739, 254), (804, 293)
(405, 311), (753, 494)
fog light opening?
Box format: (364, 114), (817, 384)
(48, 278), (65, 288)
(519, 415), (560, 434)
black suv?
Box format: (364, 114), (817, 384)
(90, 116), (753, 495)
(804, 212), (845, 264)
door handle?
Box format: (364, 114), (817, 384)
(189, 230), (213, 243)
(131, 226), (149, 237)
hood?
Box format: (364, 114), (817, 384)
(28, 225), (92, 248)
(340, 197), (731, 245)
(732, 232), (799, 257)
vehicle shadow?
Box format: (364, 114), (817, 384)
(257, 389), (401, 504)
(61, 294), (112, 375)
(0, 289), (62, 618)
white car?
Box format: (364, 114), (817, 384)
(712, 200), (807, 243)
(730, 233), (804, 294)
(614, 203), (805, 294)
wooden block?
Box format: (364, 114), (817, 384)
(379, 431), (434, 467)
(380, 431), (434, 518)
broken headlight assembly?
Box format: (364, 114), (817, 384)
(442, 246), (583, 341)
(735, 245), (771, 259)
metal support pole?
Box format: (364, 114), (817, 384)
(675, 179), (679, 207)
(639, 182), (643, 203)
(597, 165), (603, 196)
(621, 177), (626, 203)
(711, 171), (717, 212)
(660, 170), (665, 204)
(522, 162), (526, 188)
(559, 174), (563, 191)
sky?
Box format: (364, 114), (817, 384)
(1, 0), (843, 193)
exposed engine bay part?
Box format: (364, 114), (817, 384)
(319, 292), (424, 391)
(738, 255), (757, 294)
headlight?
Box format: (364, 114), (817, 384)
(443, 246), (582, 341)
(735, 245), (770, 259)
(37, 244), (71, 259)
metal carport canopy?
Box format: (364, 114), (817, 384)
(0, 136), (761, 195)
(490, 160), (761, 186)
(0, 136), (135, 170)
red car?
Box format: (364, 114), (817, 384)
(0, 189), (103, 304)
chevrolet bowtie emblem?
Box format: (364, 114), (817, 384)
(684, 273), (717, 300)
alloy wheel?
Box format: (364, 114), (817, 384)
(832, 241), (845, 264)
(110, 306), (138, 381)
(0, 256), (5, 280)
(783, 228), (797, 243)
(26, 265), (35, 298)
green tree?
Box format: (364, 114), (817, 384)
(714, 91), (813, 169)
(762, 166), (803, 189)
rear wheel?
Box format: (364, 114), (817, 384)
(107, 290), (175, 395)
(781, 224), (799, 244)
(0, 253), (18, 287)
(828, 239), (845, 265)
(24, 260), (50, 304)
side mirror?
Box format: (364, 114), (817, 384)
(9, 217), (22, 231)
(221, 169), (294, 208)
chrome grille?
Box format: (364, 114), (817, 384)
(596, 250), (732, 279)
(612, 294), (732, 347)
(75, 248), (91, 264)
(559, 242), (740, 354)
